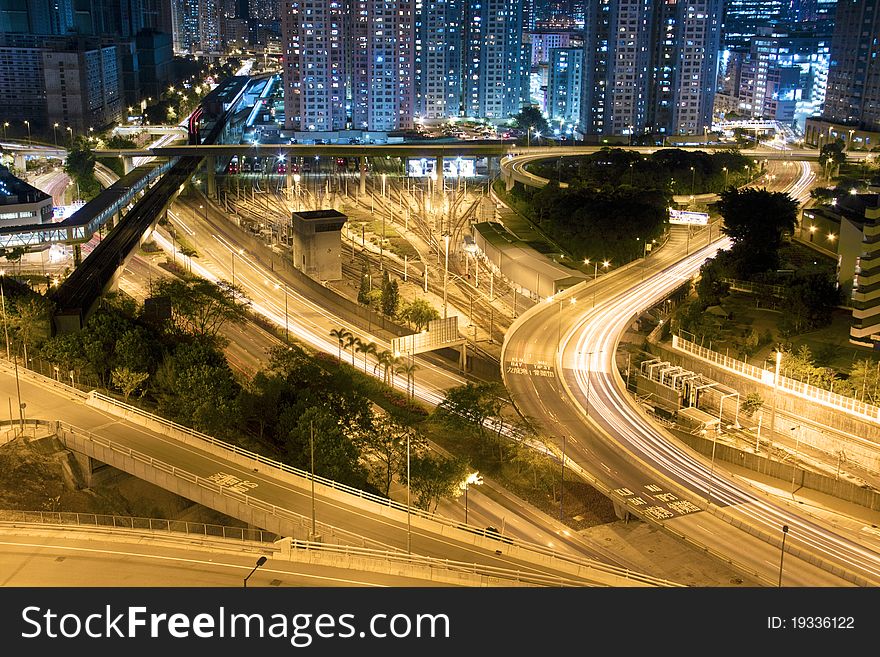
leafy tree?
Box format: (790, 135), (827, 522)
(694, 258), (730, 308)
(398, 298), (439, 331)
(155, 277), (248, 340)
(739, 392), (764, 418)
(154, 341), (241, 436)
(285, 406), (368, 489)
(409, 453), (469, 512)
(63, 137), (101, 201)
(360, 414), (426, 497)
(238, 370), (286, 441)
(0, 247), (27, 275)
(111, 367), (149, 402)
(511, 106), (549, 140)
(819, 138), (846, 169)
(381, 271), (399, 317)
(9, 295), (53, 365)
(717, 188), (799, 274)
(778, 271), (841, 336)
(849, 359), (880, 404)
(434, 382), (520, 461)
(357, 262), (371, 305)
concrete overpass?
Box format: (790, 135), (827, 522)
(93, 142), (516, 198)
(0, 362), (678, 587)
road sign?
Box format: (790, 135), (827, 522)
(392, 316), (463, 356)
(669, 209), (709, 225)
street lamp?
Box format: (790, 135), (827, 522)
(0, 270), (9, 359)
(243, 556), (267, 588)
(460, 472), (483, 524)
(690, 166), (695, 199)
(293, 173), (301, 210)
(381, 172), (387, 198)
(584, 258), (598, 280)
(231, 247), (244, 289)
(65, 126), (72, 144)
(275, 282), (288, 341)
(2, 122), (7, 140)
(722, 166), (728, 188)
(790, 425), (801, 495)
(53, 123), (58, 145)
(443, 233), (450, 319)
(406, 429), (412, 554)
(556, 296), (576, 353)
(778, 525), (789, 587)
(23, 120), (30, 144)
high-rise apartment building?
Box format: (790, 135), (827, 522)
(282, 0), (346, 131)
(413, 0), (462, 119)
(721, 0), (788, 51)
(462, 0), (525, 119)
(547, 47), (581, 126)
(172, 0), (222, 54)
(579, 0), (721, 139)
(822, 0), (880, 131)
(350, 0), (415, 131)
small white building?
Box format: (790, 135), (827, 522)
(0, 165), (53, 229)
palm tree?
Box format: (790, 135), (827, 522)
(330, 327), (352, 362)
(373, 350), (400, 385)
(344, 334), (359, 366)
(356, 340), (377, 372)
(396, 361), (419, 399)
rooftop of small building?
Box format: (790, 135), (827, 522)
(0, 165), (51, 205)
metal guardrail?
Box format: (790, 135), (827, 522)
(672, 334), (880, 421)
(77, 396), (679, 586)
(53, 421), (391, 552)
(0, 510), (279, 543)
(286, 541), (605, 587)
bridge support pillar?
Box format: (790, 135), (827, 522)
(487, 156), (495, 180)
(73, 244), (82, 266)
(612, 501), (632, 522)
(206, 155), (217, 198)
(13, 153), (26, 175)
(106, 212), (115, 231)
(435, 156), (444, 198)
(122, 155), (134, 175)
(359, 157), (367, 197)
(459, 342), (466, 373)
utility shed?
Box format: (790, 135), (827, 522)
(291, 209), (346, 281)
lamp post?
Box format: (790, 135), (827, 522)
(310, 421), (317, 540)
(65, 126), (72, 145)
(690, 166), (695, 200)
(559, 434), (566, 521)
(460, 472), (482, 524)
(527, 126), (532, 147)
(722, 166), (728, 188)
(231, 247), (243, 290)
(293, 173), (301, 210)
(790, 425), (801, 495)
(557, 296), (575, 353)
(381, 172), (387, 198)
(770, 350), (782, 438)
(0, 271), (9, 359)
(275, 282), (288, 341)
(53, 123), (58, 145)
(2, 122), (7, 140)
(778, 525), (789, 587)
(23, 120), (30, 144)
(443, 233), (450, 319)
(406, 430), (411, 554)
(243, 556), (267, 588)
(584, 259), (598, 280)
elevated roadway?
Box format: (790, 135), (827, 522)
(0, 362), (677, 587)
(502, 164), (880, 586)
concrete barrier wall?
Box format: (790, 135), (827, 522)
(669, 427), (880, 512)
(652, 342), (880, 472)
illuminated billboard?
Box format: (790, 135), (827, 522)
(407, 157), (476, 178)
(668, 209), (709, 225)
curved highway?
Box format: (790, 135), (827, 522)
(502, 157), (880, 586)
